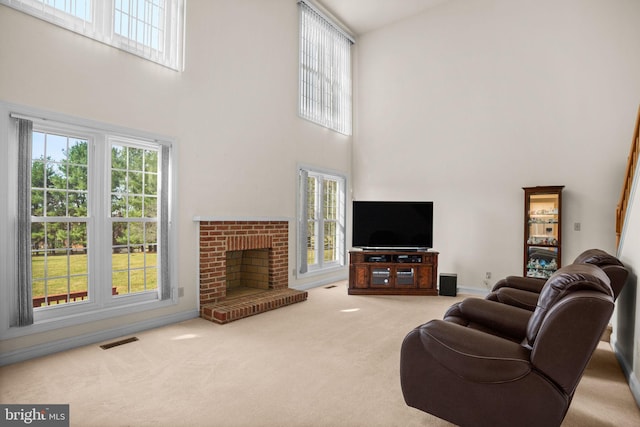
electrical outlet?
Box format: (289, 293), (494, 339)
(574, 222), (581, 231)
(485, 272), (492, 280)
(178, 287), (184, 298)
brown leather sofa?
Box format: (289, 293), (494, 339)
(488, 248), (628, 311)
(400, 264), (614, 427)
(442, 249), (628, 342)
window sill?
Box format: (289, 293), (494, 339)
(0, 296), (177, 340)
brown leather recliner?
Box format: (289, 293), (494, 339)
(487, 248), (628, 311)
(400, 264), (614, 427)
(443, 249), (628, 343)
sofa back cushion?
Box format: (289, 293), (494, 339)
(526, 264), (612, 345)
(572, 248), (623, 267)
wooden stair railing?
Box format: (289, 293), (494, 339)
(616, 104), (640, 248)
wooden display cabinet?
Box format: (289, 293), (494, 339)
(523, 186), (564, 279)
(348, 251), (439, 295)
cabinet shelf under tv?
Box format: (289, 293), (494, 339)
(348, 250), (439, 296)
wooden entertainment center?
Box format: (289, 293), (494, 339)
(348, 250), (439, 295)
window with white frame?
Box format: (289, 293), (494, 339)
(298, 0), (353, 135)
(30, 129), (92, 309)
(298, 168), (346, 274)
(1, 0), (185, 70)
(109, 139), (162, 296)
(2, 107), (174, 331)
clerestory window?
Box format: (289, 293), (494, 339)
(298, 0), (354, 135)
(0, 0), (185, 70)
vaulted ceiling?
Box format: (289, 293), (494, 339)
(319, 0), (450, 35)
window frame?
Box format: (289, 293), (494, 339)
(107, 137), (163, 301)
(28, 123), (101, 321)
(0, 0), (186, 71)
(0, 102), (178, 340)
(297, 166), (346, 276)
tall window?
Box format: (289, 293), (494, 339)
(110, 141), (160, 296)
(4, 109), (174, 329)
(1, 0), (185, 70)
(31, 130), (90, 308)
(298, 168), (346, 274)
(298, 0), (353, 135)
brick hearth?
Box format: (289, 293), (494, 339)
(197, 219), (307, 323)
(201, 288), (309, 324)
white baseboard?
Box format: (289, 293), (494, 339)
(292, 274), (348, 291)
(457, 286), (490, 296)
(630, 371), (640, 409)
(611, 335), (640, 408)
(0, 310), (199, 367)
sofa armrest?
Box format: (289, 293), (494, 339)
(494, 287), (539, 311)
(491, 276), (546, 293)
(454, 298), (532, 339)
(412, 320), (532, 383)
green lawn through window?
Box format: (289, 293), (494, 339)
(32, 253), (158, 299)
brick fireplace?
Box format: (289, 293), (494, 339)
(196, 219), (307, 323)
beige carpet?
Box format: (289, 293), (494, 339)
(1, 281), (639, 426)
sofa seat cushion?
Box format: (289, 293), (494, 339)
(416, 320), (532, 383)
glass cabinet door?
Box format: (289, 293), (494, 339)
(523, 186), (564, 278)
(396, 267), (415, 286)
(371, 267), (391, 286)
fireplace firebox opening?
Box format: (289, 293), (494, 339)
(226, 248), (270, 297)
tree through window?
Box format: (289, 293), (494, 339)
(31, 131), (89, 307)
(24, 124), (170, 312)
(299, 168), (346, 274)
(110, 142), (159, 295)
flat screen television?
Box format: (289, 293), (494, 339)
(352, 201), (434, 250)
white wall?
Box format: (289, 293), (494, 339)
(354, 0), (640, 290)
(0, 0), (350, 358)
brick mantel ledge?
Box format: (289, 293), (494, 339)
(193, 216), (292, 222)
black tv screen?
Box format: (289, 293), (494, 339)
(352, 201), (434, 249)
